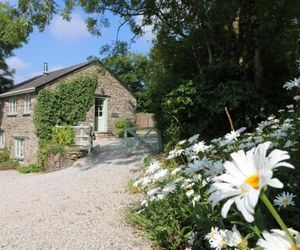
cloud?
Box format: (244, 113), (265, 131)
(6, 56), (30, 71)
(135, 16), (155, 42)
(49, 13), (90, 42)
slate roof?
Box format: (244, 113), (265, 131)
(0, 60), (131, 98)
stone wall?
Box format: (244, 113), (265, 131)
(47, 63), (137, 134)
(0, 61), (137, 164)
(0, 95), (39, 164)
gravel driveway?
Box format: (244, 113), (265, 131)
(0, 138), (151, 250)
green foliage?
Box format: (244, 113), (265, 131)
(0, 148), (19, 170)
(0, 147), (10, 162)
(38, 142), (65, 167)
(128, 188), (219, 249)
(129, 89), (300, 249)
(52, 126), (74, 146)
(155, 63), (261, 145)
(0, 159), (19, 170)
(17, 164), (44, 173)
(115, 118), (134, 138)
(34, 75), (97, 141)
(102, 48), (151, 112)
(0, 2), (32, 90)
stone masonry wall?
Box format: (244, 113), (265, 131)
(0, 62), (137, 164)
(0, 95), (39, 164)
(47, 63), (137, 134)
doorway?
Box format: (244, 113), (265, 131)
(94, 97), (108, 132)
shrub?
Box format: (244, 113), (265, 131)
(0, 148), (19, 170)
(129, 78), (300, 249)
(115, 118), (134, 137)
(34, 75), (98, 141)
(17, 164), (44, 173)
(0, 159), (19, 170)
(52, 126), (74, 146)
(0, 147), (10, 162)
(38, 141), (65, 167)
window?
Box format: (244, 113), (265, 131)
(24, 95), (31, 114)
(9, 97), (17, 115)
(0, 131), (4, 149)
(15, 139), (24, 159)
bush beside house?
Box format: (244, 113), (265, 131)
(115, 118), (134, 137)
(129, 78), (300, 249)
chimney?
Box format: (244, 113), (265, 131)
(43, 62), (49, 74)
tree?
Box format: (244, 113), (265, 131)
(13, 0), (300, 144)
(0, 3), (31, 91)
(100, 43), (150, 112)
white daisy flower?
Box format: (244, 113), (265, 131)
(153, 169), (169, 182)
(186, 190), (194, 197)
(208, 142), (294, 222)
(205, 227), (228, 250)
(192, 141), (209, 153)
(293, 95), (300, 101)
(147, 187), (160, 197)
(192, 195), (201, 207)
(274, 192), (296, 208)
(162, 182), (177, 194)
(141, 176), (152, 188)
(225, 225), (243, 247)
(257, 229), (300, 250)
(178, 139), (187, 145)
(146, 160), (161, 174)
(225, 127), (246, 142)
(171, 167), (182, 175)
(283, 77), (300, 90)
(188, 134), (200, 143)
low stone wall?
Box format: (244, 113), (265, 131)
(44, 146), (87, 172)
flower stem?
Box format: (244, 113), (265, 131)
(260, 192), (295, 244)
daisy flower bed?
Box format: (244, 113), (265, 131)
(127, 78), (300, 250)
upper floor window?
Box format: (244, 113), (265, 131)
(24, 95), (31, 114)
(0, 131), (5, 149)
(9, 97), (17, 115)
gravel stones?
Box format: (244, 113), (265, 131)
(0, 138), (151, 250)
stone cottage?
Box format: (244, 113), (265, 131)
(0, 60), (137, 164)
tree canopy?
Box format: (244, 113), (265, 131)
(6, 0), (300, 144)
(0, 3), (32, 91)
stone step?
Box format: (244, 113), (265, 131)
(94, 133), (115, 139)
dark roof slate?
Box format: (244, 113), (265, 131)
(4, 61), (91, 94)
(0, 60), (136, 99)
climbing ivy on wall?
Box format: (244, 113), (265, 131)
(34, 75), (98, 141)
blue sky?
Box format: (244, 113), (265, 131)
(6, 6), (153, 84)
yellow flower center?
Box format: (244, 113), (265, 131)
(209, 231), (216, 239)
(288, 246), (300, 250)
(245, 174), (260, 189)
(283, 199), (289, 205)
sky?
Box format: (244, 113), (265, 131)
(4, 3), (153, 84)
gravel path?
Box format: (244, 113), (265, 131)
(0, 138), (151, 250)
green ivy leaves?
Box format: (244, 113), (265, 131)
(34, 75), (98, 141)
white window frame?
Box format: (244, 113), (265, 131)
(15, 139), (25, 159)
(9, 97), (17, 115)
(0, 131), (5, 149)
(24, 95), (31, 114)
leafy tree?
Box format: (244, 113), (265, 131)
(0, 3), (31, 91)
(99, 42), (151, 112)
(14, 0), (300, 144)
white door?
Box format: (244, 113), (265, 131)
(95, 97), (108, 132)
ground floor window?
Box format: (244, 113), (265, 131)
(15, 139), (25, 159)
(0, 131), (4, 149)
